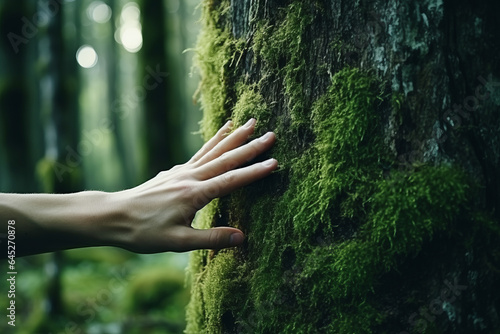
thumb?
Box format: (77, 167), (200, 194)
(182, 227), (245, 251)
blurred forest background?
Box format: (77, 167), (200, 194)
(0, 0), (203, 333)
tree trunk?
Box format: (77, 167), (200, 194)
(186, 0), (500, 333)
(0, 1), (39, 193)
(108, 0), (135, 188)
(141, 0), (184, 176)
(36, 0), (82, 325)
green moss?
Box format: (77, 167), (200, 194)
(367, 166), (470, 264)
(392, 91), (404, 112)
(246, 165), (470, 333)
(301, 166), (469, 299)
(186, 199), (220, 284)
(391, 91), (405, 125)
(231, 82), (271, 134)
(253, 2), (313, 126)
(286, 68), (383, 239)
(194, 0), (245, 140)
(186, 1), (478, 333)
(186, 251), (249, 334)
(187, 64), (473, 334)
(240, 68), (384, 332)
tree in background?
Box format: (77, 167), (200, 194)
(142, 0), (183, 176)
(0, 2), (39, 193)
(186, 0), (500, 333)
(0, 1), (199, 333)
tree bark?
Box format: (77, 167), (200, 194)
(185, 0), (499, 333)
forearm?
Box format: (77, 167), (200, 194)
(0, 119), (277, 257)
(0, 191), (125, 257)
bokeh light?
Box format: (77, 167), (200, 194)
(76, 45), (98, 68)
(120, 25), (143, 53)
(88, 1), (112, 23)
(116, 3), (143, 53)
(121, 3), (140, 22)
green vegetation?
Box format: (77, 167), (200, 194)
(194, 0), (244, 140)
(232, 83), (271, 133)
(253, 1), (313, 126)
(186, 1), (481, 333)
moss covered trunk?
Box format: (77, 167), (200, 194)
(186, 0), (500, 333)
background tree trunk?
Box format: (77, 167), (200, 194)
(1, 1), (198, 332)
(141, 0), (184, 176)
(0, 1), (39, 193)
(186, 0), (500, 333)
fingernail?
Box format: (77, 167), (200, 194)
(226, 120), (233, 129)
(262, 158), (277, 167)
(229, 233), (244, 246)
(260, 131), (273, 142)
(244, 118), (256, 128)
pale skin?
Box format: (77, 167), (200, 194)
(0, 118), (277, 258)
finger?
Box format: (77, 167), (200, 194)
(189, 120), (233, 163)
(200, 158), (278, 198)
(196, 131), (276, 180)
(174, 226), (245, 251)
(193, 118), (256, 166)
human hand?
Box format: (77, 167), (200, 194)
(110, 118), (277, 253)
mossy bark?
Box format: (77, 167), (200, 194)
(186, 1), (500, 333)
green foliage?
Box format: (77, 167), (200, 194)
(35, 158), (56, 193)
(124, 268), (188, 318)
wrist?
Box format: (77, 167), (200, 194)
(34, 190), (131, 252)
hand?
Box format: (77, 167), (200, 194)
(111, 118), (277, 253)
